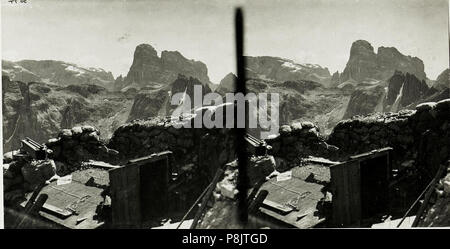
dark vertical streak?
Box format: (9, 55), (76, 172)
(235, 7), (248, 224)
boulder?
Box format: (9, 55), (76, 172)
(280, 125), (292, 134)
(82, 125), (97, 133)
(248, 155), (276, 185)
(21, 159), (56, 188)
(436, 99), (450, 111)
(47, 138), (60, 146)
(59, 129), (73, 139)
(3, 151), (15, 163)
(301, 121), (315, 129)
(290, 122), (303, 131)
(71, 126), (83, 136)
(415, 102), (436, 112)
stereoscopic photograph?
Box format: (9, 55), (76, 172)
(1, 0), (449, 231)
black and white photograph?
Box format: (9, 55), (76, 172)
(1, 0), (449, 232)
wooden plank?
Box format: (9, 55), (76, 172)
(127, 163), (141, 227)
(330, 163), (340, 226)
(331, 162), (348, 227)
(348, 161), (361, 226)
(109, 162), (142, 228)
(109, 168), (121, 226)
(110, 166), (128, 228)
(261, 199), (293, 215)
(349, 147), (392, 160)
(127, 151), (172, 165)
(331, 161), (363, 227)
(342, 162), (351, 226)
(41, 203), (73, 218)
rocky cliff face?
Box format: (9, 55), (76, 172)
(432, 68), (449, 91)
(2, 76), (133, 152)
(245, 56), (331, 86)
(343, 70), (438, 119)
(330, 71), (340, 87)
(385, 71), (430, 112)
(215, 73), (237, 95)
(343, 85), (386, 119)
(340, 40), (426, 86)
(213, 76), (350, 135)
(127, 74), (212, 122)
(122, 44), (211, 89)
(2, 60), (114, 89)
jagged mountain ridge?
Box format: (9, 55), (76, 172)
(127, 74), (212, 122)
(343, 69), (449, 118)
(245, 56), (332, 86)
(117, 44), (211, 91)
(338, 40), (426, 88)
(2, 60), (115, 89)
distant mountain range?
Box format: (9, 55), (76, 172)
(2, 60), (115, 88)
(2, 40), (449, 149)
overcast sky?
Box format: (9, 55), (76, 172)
(2, 0), (449, 82)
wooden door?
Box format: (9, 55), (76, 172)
(109, 163), (141, 228)
(330, 160), (361, 227)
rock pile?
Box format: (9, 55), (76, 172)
(3, 156), (56, 205)
(46, 125), (118, 174)
(215, 155), (276, 201)
(3, 125), (120, 206)
(265, 121), (338, 169)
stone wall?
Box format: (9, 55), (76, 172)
(328, 99), (450, 174)
(265, 121), (338, 169)
(107, 117), (236, 179)
(45, 125), (118, 174)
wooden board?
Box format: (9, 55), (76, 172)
(330, 160), (361, 227)
(109, 163), (141, 228)
(109, 151), (171, 228)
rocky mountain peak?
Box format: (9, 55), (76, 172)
(123, 44), (211, 89)
(161, 50), (184, 61)
(349, 40), (376, 58)
(341, 40), (426, 84)
(134, 43), (158, 59)
(330, 71), (340, 87)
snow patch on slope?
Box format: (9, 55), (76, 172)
(280, 59), (322, 72)
(65, 65), (86, 75)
